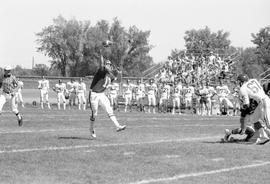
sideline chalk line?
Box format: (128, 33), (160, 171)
(0, 135), (220, 154)
(128, 161), (270, 184)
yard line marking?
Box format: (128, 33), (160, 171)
(0, 124), (235, 134)
(0, 128), (80, 134)
(211, 158), (225, 162)
(128, 161), (270, 184)
(18, 117), (236, 123)
(0, 136), (220, 154)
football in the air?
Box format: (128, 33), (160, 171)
(102, 40), (113, 47)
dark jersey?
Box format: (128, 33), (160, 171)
(90, 67), (115, 93)
(0, 74), (18, 94)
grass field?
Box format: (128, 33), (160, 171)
(0, 106), (270, 184)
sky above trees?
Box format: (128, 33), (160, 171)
(0, 0), (269, 68)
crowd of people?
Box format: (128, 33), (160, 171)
(154, 52), (234, 85)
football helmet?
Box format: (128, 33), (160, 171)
(237, 74), (249, 86)
(4, 65), (12, 71)
(237, 74), (249, 82)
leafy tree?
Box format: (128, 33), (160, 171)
(184, 26), (231, 57)
(13, 65), (32, 76)
(36, 16), (153, 77)
(32, 64), (50, 76)
(251, 26), (270, 67)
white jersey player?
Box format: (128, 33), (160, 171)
(134, 80), (145, 112)
(232, 86), (241, 116)
(38, 76), (51, 109)
(159, 82), (171, 113)
(107, 81), (119, 111)
(216, 80), (233, 114)
(77, 78), (87, 110)
(236, 74), (270, 144)
(146, 79), (157, 113)
(122, 79), (134, 112)
(67, 79), (78, 108)
(15, 78), (24, 108)
(198, 82), (212, 116)
(53, 79), (67, 110)
(205, 82), (216, 116)
(171, 81), (182, 114)
(183, 83), (195, 110)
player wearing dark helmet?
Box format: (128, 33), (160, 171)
(235, 74), (270, 144)
(237, 74), (249, 86)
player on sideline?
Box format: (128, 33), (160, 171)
(205, 81), (216, 116)
(107, 80), (120, 111)
(0, 66), (23, 126)
(67, 79), (78, 109)
(146, 78), (157, 113)
(134, 79), (146, 112)
(15, 77), (24, 108)
(77, 78), (87, 110)
(171, 80), (182, 115)
(159, 81), (171, 113)
(122, 79), (134, 112)
(89, 54), (126, 139)
(53, 79), (67, 110)
(216, 79), (233, 115)
(38, 76), (51, 109)
(183, 82), (195, 111)
(236, 74), (270, 144)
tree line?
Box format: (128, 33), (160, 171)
(8, 15), (270, 79)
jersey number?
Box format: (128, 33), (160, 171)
(247, 80), (261, 94)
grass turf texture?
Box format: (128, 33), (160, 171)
(0, 108), (270, 184)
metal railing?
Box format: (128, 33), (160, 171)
(142, 63), (163, 77)
(143, 64), (164, 78)
(260, 67), (270, 79)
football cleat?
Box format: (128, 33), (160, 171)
(255, 138), (270, 145)
(116, 125), (126, 132)
(18, 115), (23, 127)
(90, 130), (96, 139)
